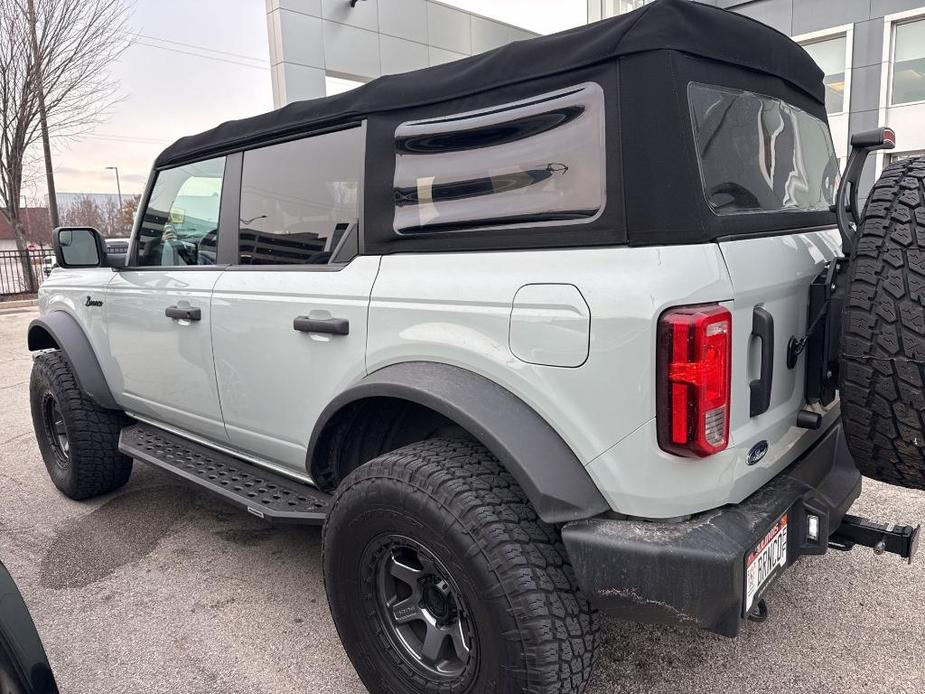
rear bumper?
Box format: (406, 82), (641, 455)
(562, 422), (861, 637)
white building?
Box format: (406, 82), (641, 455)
(265, 1), (536, 105)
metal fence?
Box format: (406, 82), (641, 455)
(0, 248), (55, 299)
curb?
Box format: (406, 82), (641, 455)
(0, 299), (38, 311)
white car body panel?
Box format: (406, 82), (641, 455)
(366, 244), (733, 465)
(37, 227), (842, 519)
(105, 269), (228, 442)
(37, 268), (114, 362)
(210, 256), (381, 471)
(585, 228), (843, 517)
(509, 284), (591, 368)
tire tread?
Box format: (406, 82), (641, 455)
(324, 439), (598, 694)
(30, 351), (132, 499)
(841, 155), (925, 489)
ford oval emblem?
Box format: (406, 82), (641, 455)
(747, 440), (769, 466)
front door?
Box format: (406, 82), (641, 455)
(209, 124), (375, 474)
(106, 156), (231, 442)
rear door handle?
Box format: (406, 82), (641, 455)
(293, 316), (349, 335)
(749, 306), (774, 417)
(165, 306), (202, 321)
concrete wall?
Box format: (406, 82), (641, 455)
(265, 0), (537, 106)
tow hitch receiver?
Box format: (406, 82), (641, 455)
(829, 515), (920, 564)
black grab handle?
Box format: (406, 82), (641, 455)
(165, 305), (201, 321)
(749, 306), (774, 417)
(293, 316), (349, 335)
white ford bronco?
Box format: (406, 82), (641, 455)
(26, 2), (924, 692)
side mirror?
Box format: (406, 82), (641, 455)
(53, 227), (106, 268)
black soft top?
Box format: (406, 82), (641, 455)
(156, 0), (823, 169)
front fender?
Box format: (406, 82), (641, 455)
(308, 361), (610, 524)
(27, 311), (119, 410)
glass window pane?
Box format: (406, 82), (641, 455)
(238, 127), (363, 265)
(136, 157), (225, 267)
(688, 83), (839, 216)
(802, 36), (847, 114)
(393, 83), (606, 234)
(892, 20), (925, 105)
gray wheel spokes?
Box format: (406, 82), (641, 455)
(388, 554), (423, 587)
(44, 397), (69, 463)
(420, 620), (448, 664)
(389, 594), (423, 624)
(448, 618), (471, 661)
(54, 413), (68, 454)
(373, 539), (473, 679)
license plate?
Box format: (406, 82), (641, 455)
(745, 514), (789, 613)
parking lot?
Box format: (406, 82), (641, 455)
(1, 305), (924, 693)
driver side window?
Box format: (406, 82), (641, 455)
(135, 157), (225, 267)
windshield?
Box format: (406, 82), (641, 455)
(689, 82), (839, 216)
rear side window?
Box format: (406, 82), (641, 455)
(393, 83), (606, 235)
(688, 82), (838, 216)
(238, 125), (363, 265)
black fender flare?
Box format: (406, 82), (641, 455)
(27, 312), (120, 410)
(307, 361), (610, 524)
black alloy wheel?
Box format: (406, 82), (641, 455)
(366, 535), (474, 679)
(41, 394), (69, 469)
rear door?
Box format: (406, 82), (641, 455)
(688, 82), (844, 493)
(106, 156), (230, 443)
(719, 229), (842, 494)
(210, 124), (377, 475)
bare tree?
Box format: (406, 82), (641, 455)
(0, 0), (128, 290)
(120, 193), (140, 233)
(60, 193), (136, 236)
(59, 194), (106, 231)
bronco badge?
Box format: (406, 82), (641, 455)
(85, 296), (103, 307)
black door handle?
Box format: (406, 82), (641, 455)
(293, 316), (349, 335)
(750, 306), (774, 417)
(165, 306), (202, 321)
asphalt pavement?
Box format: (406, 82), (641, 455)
(1, 306), (924, 693)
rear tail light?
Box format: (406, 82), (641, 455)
(657, 304), (732, 457)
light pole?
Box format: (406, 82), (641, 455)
(105, 166), (123, 234)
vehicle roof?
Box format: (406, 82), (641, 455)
(154, 0), (824, 169)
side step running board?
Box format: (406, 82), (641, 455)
(119, 423), (331, 525)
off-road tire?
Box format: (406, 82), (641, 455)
(30, 351), (133, 499)
(840, 155), (925, 489)
(322, 439), (598, 694)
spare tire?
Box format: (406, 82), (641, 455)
(840, 155), (925, 490)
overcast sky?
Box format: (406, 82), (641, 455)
(43, 0), (586, 199)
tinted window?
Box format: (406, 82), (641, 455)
(136, 157), (225, 267)
(393, 83), (606, 234)
(689, 83), (838, 216)
(238, 127), (363, 265)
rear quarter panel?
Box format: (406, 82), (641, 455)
(366, 245), (733, 466)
